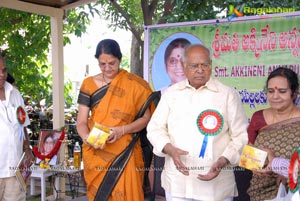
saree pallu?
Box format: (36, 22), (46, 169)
(247, 117), (300, 201)
(79, 70), (154, 201)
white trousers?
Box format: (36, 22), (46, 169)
(0, 176), (26, 201)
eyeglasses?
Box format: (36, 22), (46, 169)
(185, 62), (211, 72)
(98, 60), (118, 69)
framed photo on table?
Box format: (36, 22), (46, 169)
(35, 130), (63, 166)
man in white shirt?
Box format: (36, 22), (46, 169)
(0, 54), (33, 200)
(147, 44), (248, 201)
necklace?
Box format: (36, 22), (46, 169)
(272, 107), (294, 124)
(102, 74), (108, 84)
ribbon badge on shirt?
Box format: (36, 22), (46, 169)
(288, 147), (300, 193)
(196, 109), (224, 158)
(16, 106), (26, 125)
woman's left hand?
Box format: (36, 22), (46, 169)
(252, 147), (275, 176)
(107, 126), (124, 143)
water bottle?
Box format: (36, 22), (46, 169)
(73, 141), (81, 169)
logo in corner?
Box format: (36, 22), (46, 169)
(227, 4), (244, 21)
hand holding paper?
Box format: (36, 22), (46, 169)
(87, 123), (111, 149)
(239, 145), (268, 171)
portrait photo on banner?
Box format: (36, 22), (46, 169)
(151, 32), (203, 91)
(36, 130), (62, 165)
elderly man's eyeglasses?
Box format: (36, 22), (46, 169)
(186, 62), (211, 71)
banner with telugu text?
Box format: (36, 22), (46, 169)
(144, 12), (300, 120)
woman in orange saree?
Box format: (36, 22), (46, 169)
(76, 39), (154, 201)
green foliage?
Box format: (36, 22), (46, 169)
(121, 55), (130, 71)
(93, 0), (139, 31)
(65, 7), (92, 38)
(92, 0), (300, 34)
(64, 79), (74, 108)
(0, 7), (91, 107)
(163, 0), (220, 22)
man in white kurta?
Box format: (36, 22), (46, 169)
(0, 55), (31, 201)
(147, 44), (248, 201)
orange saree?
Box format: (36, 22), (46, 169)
(79, 70), (154, 201)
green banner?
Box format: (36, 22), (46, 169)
(144, 12), (300, 120)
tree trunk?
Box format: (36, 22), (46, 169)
(130, 34), (143, 77)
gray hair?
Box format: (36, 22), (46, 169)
(182, 44), (212, 64)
